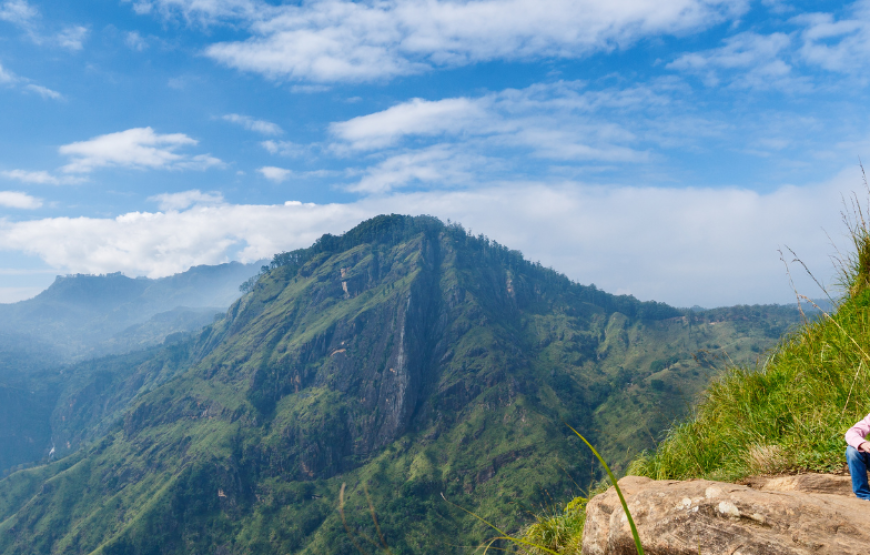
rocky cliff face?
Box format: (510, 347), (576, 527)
(583, 474), (869, 554)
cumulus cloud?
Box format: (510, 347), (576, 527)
(148, 189), (224, 211)
(131, 0), (747, 83)
(258, 166), (292, 182)
(0, 191), (41, 209)
(58, 127), (222, 173)
(0, 173), (852, 306)
(221, 113), (283, 135)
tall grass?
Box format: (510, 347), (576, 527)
(630, 186), (870, 481)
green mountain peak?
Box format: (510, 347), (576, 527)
(0, 215), (801, 555)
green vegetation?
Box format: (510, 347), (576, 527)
(629, 195), (870, 482)
(0, 215), (805, 554)
(518, 190), (870, 554)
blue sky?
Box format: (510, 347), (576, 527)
(0, 0), (867, 306)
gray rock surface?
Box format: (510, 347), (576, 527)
(583, 474), (870, 554)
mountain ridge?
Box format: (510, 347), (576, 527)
(0, 215), (804, 554)
(0, 260), (262, 362)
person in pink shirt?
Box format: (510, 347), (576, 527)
(845, 412), (870, 500)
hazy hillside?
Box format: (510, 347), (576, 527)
(0, 261), (261, 477)
(0, 215), (803, 555)
(0, 261), (262, 361)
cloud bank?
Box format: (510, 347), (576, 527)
(131, 0), (747, 82)
(0, 174), (852, 307)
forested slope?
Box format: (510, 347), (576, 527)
(0, 215), (802, 554)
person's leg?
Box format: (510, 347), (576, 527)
(846, 446), (870, 500)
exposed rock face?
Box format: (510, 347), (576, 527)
(583, 474), (870, 555)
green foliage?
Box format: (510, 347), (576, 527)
(630, 295), (870, 481)
(521, 497), (588, 555)
(631, 192), (870, 482)
(0, 215), (805, 555)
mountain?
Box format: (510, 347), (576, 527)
(0, 215), (802, 555)
(0, 261), (261, 476)
(0, 261), (262, 362)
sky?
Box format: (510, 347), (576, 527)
(0, 0), (868, 307)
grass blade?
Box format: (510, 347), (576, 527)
(564, 423), (645, 555)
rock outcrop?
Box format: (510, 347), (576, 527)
(583, 474), (870, 554)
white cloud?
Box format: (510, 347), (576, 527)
(0, 62), (62, 99)
(0, 173), (853, 306)
(329, 81), (660, 178)
(174, 153), (224, 171)
(258, 166), (292, 182)
(25, 83), (62, 99)
(221, 113), (283, 135)
(0, 191), (41, 209)
(125, 31), (148, 51)
(0, 169), (83, 185)
(148, 189), (224, 211)
(261, 140), (307, 157)
(58, 127), (222, 173)
(667, 31), (797, 89)
(0, 0), (37, 27)
(56, 25), (87, 50)
(332, 97), (487, 149)
(795, 2), (870, 73)
(135, 0), (747, 83)
(666, 2), (870, 87)
(0, 62), (16, 84)
(351, 145), (482, 193)
(124, 0), (262, 22)
(0, 1), (88, 50)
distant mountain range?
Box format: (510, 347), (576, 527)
(0, 261), (262, 363)
(0, 261), (261, 473)
(0, 216), (805, 554)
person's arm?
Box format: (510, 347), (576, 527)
(846, 413), (870, 450)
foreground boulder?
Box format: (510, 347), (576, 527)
(583, 474), (870, 554)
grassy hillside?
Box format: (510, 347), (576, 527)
(630, 300), (865, 481)
(519, 198), (870, 555)
(629, 199), (870, 482)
